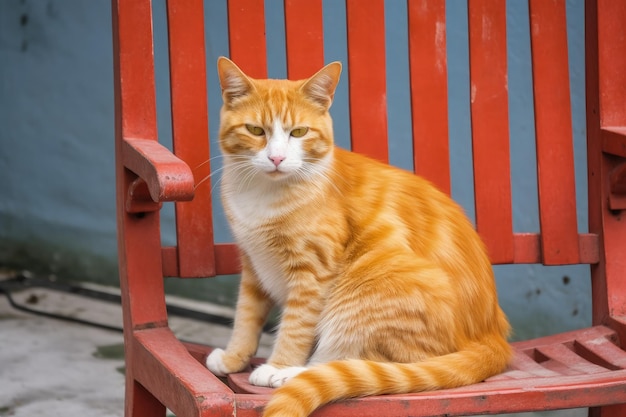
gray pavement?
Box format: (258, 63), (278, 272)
(0, 276), (273, 417)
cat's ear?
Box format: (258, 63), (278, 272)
(301, 62), (342, 110)
(217, 57), (254, 105)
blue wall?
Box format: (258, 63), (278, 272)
(0, 0), (589, 341)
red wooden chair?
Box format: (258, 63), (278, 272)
(112, 1), (626, 416)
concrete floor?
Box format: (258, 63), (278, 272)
(0, 278), (274, 417)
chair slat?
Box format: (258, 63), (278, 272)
(468, 0), (514, 264)
(284, 0), (324, 80)
(407, 0), (451, 195)
(508, 233), (598, 265)
(597, 3), (626, 127)
(537, 344), (611, 375)
(529, 0), (579, 265)
(345, 0), (388, 162)
(166, 0), (215, 277)
(115, 0), (158, 141)
(227, 0), (267, 78)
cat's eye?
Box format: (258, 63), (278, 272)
(245, 124), (265, 136)
(290, 127), (309, 138)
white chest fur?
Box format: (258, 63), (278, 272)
(223, 181), (293, 305)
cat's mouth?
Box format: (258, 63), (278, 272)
(266, 169), (289, 179)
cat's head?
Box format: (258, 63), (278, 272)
(217, 57), (341, 182)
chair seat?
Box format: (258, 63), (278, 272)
(212, 326), (626, 415)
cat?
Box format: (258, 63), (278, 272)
(205, 56), (512, 417)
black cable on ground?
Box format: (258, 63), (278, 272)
(0, 273), (277, 334)
(0, 282), (125, 333)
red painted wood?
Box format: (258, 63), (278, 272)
(227, 0), (267, 78)
(231, 382), (626, 417)
(407, 0), (450, 195)
(118, 208), (169, 328)
(122, 139), (195, 202)
(587, 0), (626, 329)
(162, 244), (241, 277)
(528, 0), (580, 265)
(537, 343), (609, 375)
(284, 0), (324, 80)
(133, 328), (235, 415)
(125, 178), (162, 214)
(585, 0), (607, 326)
(161, 247), (178, 277)
(125, 379), (165, 417)
(215, 243), (241, 275)
(345, 0), (388, 162)
(608, 162), (626, 210)
(166, 0), (216, 277)
(112, 0), (158, 142)
(597, 2), (626, 127)
(467, 0), (514, 264)
(113, 0), (169, 330)
(510, 233), (599, 264)
(575, 336), (626, 370)
(602, 127), (626, 158)
(596, 182), (626, 315)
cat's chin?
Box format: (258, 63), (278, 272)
(265, 169), (292, 180)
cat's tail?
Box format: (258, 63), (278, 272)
(261, 336), (511, 417)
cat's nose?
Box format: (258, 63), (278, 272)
(269, 155), (285, 167)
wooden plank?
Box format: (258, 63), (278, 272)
(589, 0), (626, 326)
(602, 127), (626, 158)
(537, 344), (610, 375)
(161, 247), (178, 277)
(227, 0), (267, 78)
(528, 0), (580, 265)
(166, 0), (215, 277)
(407, 0), (451, 195)
(510, 233), (598, 265)
(502, 351), (561, 378)
(122, 138), (195, 202)
(597, 2), (626, 127)
(575, 337), (626, 370)
(112, 0), (169, 327)
(231, 370), (626, 416)
(284, 0), (324, 80)
(113, 0), (158, 141)
(215, 243), (241, 275)
(345, 0), (388, 162)
(468, 0), (514, 263)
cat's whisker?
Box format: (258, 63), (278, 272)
(194, 162), (239, 191)
(193, 154), (225, 171)
(195, 155), (256, 195)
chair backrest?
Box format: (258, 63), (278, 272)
(113, 0), (626, 325)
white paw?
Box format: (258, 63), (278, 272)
(206, 348), (230, 376)
(249, 364), (307, 388)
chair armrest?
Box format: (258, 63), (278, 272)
(602, 127), (626, 158)
(601, 128), (626, 210)
(122, 138), (195, 202)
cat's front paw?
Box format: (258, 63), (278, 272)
(249, 364), (307, 388)
(206, 348), (248, 376)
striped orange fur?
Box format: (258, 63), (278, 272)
(205, 57), (511, 417)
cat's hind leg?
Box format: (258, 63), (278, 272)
(311, 249), (461, 365)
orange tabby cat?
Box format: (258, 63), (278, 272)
(206, 57), (511, 417)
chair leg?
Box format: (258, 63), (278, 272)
(589, 404), (626, 417)
(125, 378), (166, 417)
